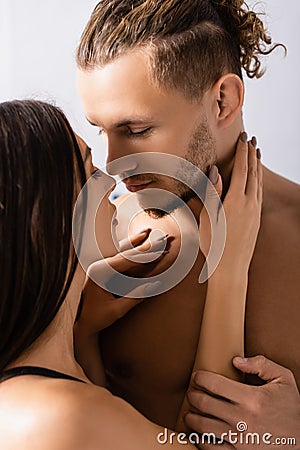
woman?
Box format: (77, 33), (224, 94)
(0, 100), (262, 449)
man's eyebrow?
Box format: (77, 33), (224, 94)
(114, 117), (154, 128)
(85, 116), (154, 128)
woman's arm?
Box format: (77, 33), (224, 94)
(176, 134), (263, 431)
(74, 230), (167, 385)
(74, 276), (154, 386)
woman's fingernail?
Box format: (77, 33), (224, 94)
(209, 165), (219, 185)
(257, 148), (262, 160)
(251, 136), (257, 148)
(240, 131), (248, 143)
(144, 281), (162, 296)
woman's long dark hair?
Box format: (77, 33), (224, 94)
(0, 100), (87, 373)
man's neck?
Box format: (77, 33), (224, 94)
(218, 153), (235, 199)
(187, 151), (236, 220)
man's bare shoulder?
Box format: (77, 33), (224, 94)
(247, 169), (300, 374)
(264, 167), (300, 218)
(256, 169), (300, 261)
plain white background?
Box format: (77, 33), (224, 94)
(0, 0), (299, 189)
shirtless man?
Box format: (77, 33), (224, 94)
(76, 0), (300, 441)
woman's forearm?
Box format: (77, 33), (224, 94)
(195, 265), (247, 378)
(175, 264), (248, 432)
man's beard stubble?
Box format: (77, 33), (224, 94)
(140, 118), (217, 218)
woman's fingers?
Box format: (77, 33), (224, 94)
(119, 228), (169, 255)
(257, 149), (263, 205)
(209, 166), (223, 200)
(118, 228), (151, 252)
(230, 133), (262, 203)
(207, 165), (223, 223)
(244, 136), (263, 209)
(229, 131), (249, 195)
(245, 136), (258, 197)
(118, 233), (168, 265)
(199, 166), (223, 257)
(87, 235), (168, 285)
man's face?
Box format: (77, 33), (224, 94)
(77, 50), (217, 216)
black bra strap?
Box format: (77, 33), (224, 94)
(0, 366), (86, 383)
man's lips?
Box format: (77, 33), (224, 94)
(124, 180), (153, 192)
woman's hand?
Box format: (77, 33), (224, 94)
(222, 133), (263, 270)
(75, 229), (167, 335)
(200, 133), (263, 275)
(74, 229), (167, 385)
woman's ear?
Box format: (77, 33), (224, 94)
(212, 74), (244, 129)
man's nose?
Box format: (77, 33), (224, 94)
(105, 139), (138, 176)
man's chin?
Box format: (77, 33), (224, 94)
(137, 187), (197, 219)
(144, 208), (169, 219)
(138, 193), (181, 219)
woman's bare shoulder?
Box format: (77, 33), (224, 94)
(0, 379), (113, 450)
(1, 379), (194, 450)
(58, 383), (164, 450)
(42, 381), (193, 450)
(64, 383), (196, 450)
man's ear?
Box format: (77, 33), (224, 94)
(212, 74), (244, 129)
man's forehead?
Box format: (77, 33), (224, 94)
(76, 60), (162, 121)
(77, 54), (206, 128)
(77, 51), (152, 89)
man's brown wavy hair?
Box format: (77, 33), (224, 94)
(77, 0), (285, 100)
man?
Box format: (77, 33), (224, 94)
(76, 0), (300, 441)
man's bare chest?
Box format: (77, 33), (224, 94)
(245, 257), (300, 387)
